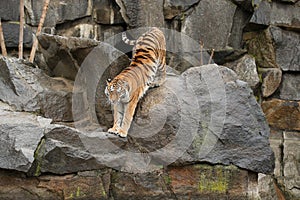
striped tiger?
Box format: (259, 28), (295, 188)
(105, 27), (166, 137)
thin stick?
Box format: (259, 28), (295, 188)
(29, 0), (50, 63)
(208, 49), (214, 64)
(19, 0), (25, 59)
(200, 41), (204, 66)
(0, 18), (7, 57)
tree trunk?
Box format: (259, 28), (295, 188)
(29, 0), (50, 64)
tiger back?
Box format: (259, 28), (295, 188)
(105, 27), (166, 137)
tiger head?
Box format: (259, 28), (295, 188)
(105, 78), (130, 104)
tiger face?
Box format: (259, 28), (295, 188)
(105, 78), (129, 104)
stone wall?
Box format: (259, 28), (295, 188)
(0, 0), (299, 199)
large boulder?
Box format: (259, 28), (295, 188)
(68, 64), (274, 174)
(0, 57), (73, 122)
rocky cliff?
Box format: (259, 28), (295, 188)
(0, 0), (299, 199)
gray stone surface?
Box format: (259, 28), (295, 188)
(2, 22), (33, 49)
(93, 0), (124, 24)
(37, 33), (100, 80)
(229, 6), (253, 49)
(250, 0), (300, 29)
(0, 102), (49, 172)
(0, 0), (19, 21)
(282, 131), (300, 199)
(26, 0), (93, 27)
(270, 26), (300, 71)
(163, 0), (200, 19)
(182, 0), (237, 49)
(116, 0), (165, 28)
(280, 73), (300, 101)
(231, 0), (254, 12)
(0, 57), (73, 122)
(224, 54), (260, 89)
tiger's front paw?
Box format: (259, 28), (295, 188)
(108, 127), (118, 135)
(117, 129), (128, 138)
(147, 82), (160, 88)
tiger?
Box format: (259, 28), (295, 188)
(105, 27), (166, 138)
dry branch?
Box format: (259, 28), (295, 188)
(19, 0), (25, 59)
(200, 40), (204, 66)
(29, 0), (50, 63)
(0, 18), (7, 57)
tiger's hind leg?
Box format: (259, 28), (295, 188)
(148, 62), (166, 88)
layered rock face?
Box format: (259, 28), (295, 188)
(0, 0), (299, 199)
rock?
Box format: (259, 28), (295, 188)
(269, 26), (300, 71)
(282, 131), (300, 199)
(262, 99), (300, 131)
(0, 57), (73, 122)
(243, 28), (278, 68)
(93, 0), (124, 24)
(258, 174), (284, 200)
(249, 0), (272, 27)
(245, 26), (300, 71)
(163, 0), (200, 19)
(26, 0), (93, 27)
(111, 170), (174, 199)
(71, 63), (274, 174)
(176, 65), (274, 174)
(111, 164), (258, 199)
(224, 54), (260, 89)
(279, 73), (300, 101)
(261, 68), (282, 98)
(116, 0), (165, 28)
(212, 48), (247, 64)
(250, 0), (300, 30)
(2, 22), (33, 49)
(167, 165), (259, 199)
(228, 6), (253, 49)
(0, 0), (19, 21)
(269, 129), (284, 177)
(231, 0), (254, 12)
(182, 0), (237, 49)
(37, 33), (100, 80)
(0, 169), (110, 199)
(0, 103), (48, 172)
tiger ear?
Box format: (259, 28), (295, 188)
(106, 78), (111, 84)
